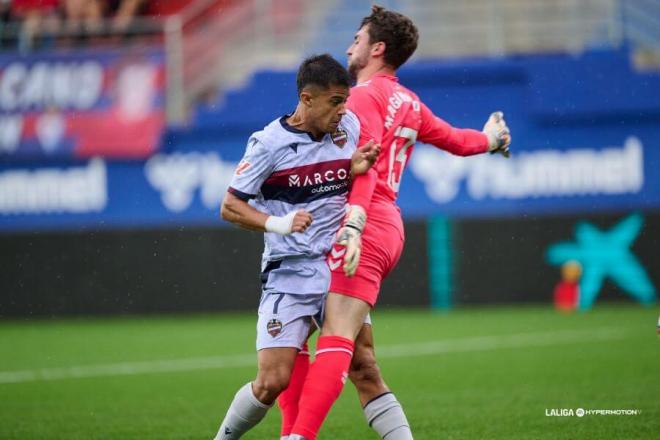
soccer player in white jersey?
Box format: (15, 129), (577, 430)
(212, 54), (381, 440)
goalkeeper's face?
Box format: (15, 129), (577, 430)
(347, 26), (371, 80)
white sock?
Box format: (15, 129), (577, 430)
(214, 382), (271, 439)
(363, 392), (413, 440)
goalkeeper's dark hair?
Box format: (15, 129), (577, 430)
(360, 4), (418, 69)
(296, 54), (350, 95)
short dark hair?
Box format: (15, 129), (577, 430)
(360, 5), (418, 69)
(296, 54), (350, 95)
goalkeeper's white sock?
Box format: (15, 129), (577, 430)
(364, 392), (413, 440)
(214, 382), (271, 440)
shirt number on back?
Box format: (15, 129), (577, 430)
(387, 126), (418, 192)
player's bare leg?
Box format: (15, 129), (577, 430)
(214, 347), (297, 440)
(253, 347), (298, 404)
(350, 324), (388, 405)
(351, 324), (413, 439)
(322, 292), (372, 339)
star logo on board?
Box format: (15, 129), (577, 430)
(546, 213), (656, 310)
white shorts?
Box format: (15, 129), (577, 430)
(255, 292), (373, 351)
(256, 292), (325, 351)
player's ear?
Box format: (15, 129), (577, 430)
(300, 90), (314, 108)
(371, 41), (386, 58)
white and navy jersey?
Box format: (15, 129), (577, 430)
(228, 112), (360, 294)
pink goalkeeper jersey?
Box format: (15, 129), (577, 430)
(347, 72), (490, 209)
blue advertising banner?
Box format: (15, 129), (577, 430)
(403, 130), (660, 218)
(1, 130), (658, 231)
(0, 48), (166, 161)
(1, 51), (660, 231)
(0, 152), (237, 231)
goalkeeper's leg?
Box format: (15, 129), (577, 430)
(350, 323), (414, 440)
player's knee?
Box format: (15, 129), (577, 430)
(258, 377), (289, 396)
(349, 346), (383, 386)
(254, 367), (291, 401)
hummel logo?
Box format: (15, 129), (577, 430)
(328, 259), (342, 271)
(289, 174), (301, 186)
(224, 426), (232, 435)
(331, 247), (346, 259)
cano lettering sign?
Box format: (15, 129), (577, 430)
(0, 48), (165, 160)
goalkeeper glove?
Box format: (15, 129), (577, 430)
(483, 111), (511, 157)
(335, 205), (367, 277)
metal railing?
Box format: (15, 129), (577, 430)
(622, 0), (660, 49)
(164, 0), (242, 124)
(297, 0), (624, 60)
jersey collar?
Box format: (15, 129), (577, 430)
(371, 72), (399, 82)
(279, 115), (325, 142)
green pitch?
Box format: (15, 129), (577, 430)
(0, 304), (658, 439)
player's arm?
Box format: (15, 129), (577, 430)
(345, 88), (384, 210)
(221, 192), (311, 234)
(335, 182), (370, 276)
(335, 165), (377, 275)
(350, 140), (380, 176)
(221, 137), (312, 235)
(418, 103), (511, 156)
(336, 90), (384, 276)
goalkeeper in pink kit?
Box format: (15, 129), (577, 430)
(289, 5), (512, 440)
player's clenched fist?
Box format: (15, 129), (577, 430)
(291, 210), (313, 233)
(265, 209), (312, 235)
(350, 140), (381, 176)
(483, 111), (512, 157)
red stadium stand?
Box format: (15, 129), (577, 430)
(146, 0), (196, 17)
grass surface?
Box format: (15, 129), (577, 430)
(1, 305), (658, 439)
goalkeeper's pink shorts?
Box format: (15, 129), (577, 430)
(328, 202), (405, 307)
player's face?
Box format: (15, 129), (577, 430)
(347, 26), (371, 80)
(307, 85), (349, 134)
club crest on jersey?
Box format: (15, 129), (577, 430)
(331, 127), (348, 147)
(267, 319), (283, 337)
